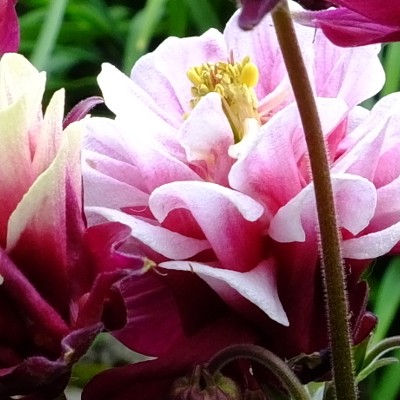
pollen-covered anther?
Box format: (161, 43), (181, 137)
(240, 61), (259, 87)
(186, 56), (261, 142)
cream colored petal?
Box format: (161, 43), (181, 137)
(32, 89), (65, 176)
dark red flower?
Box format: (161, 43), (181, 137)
(0, 54), (147, 399)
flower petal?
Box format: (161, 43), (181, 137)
(149, 181), (264, 270)
(159, 259), (288, 326)
(130, 29), (228, 120)
(269, 174), (377, 242)
(179, 92), (234, 185)
(332, 0), (400, 26)
(85, 206), (210, 260)
(6, 121), (83, 312)
(98, 62), (180, 129)
(295, 7), (400, 47)
(82, 316), (258, 400)
(230, 98), (347, 215)
(343, 221), (400, 259)
(0, 0), (19, 54)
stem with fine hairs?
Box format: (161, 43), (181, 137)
(271, 1), (357, 399)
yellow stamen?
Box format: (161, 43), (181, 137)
(186, 56), (260, 142)
(240, 61), (259, 87)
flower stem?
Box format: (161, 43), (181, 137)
(208, 344), (309, 400)
(271, 2), (357, 399)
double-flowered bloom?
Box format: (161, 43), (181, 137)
(81, 7), (400, 399)
(0, 54), (147, 399)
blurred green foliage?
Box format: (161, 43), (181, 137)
(16, 1), (400, 399)
(17, 0), (235, 109)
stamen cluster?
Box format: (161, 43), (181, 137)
(187, 56), (260, 142)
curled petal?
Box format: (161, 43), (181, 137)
(149, 181), (264, 271)
(343, 221), (400, 259)
(159, 259), (288, 326)
(63, 96), (103, 128)
(269, 174), (377, 242)
(86, 206), (210, 260)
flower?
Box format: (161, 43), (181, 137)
(0, 0), (19, 54)
(82, 9), (387, 399)
(0, 54), (146, 399)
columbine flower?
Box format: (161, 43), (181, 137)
(0, 0), (19, 54)
(0, 54), (146, 399)
(82, 8), (387, 399)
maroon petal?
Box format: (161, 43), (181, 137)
(0, 324), (102, 399)
(0, 0), (19, 55)
(238, 0), (281, 29)
(331, 0), (400, 27)
(296, 7), (400, 46)
(82, 315), (258, 400)
(63, 96), (104, 129)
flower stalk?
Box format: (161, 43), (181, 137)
(208, 344), (309, 400)
(271, 1), (357, 399)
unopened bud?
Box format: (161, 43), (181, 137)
(168, 365), (242, 400)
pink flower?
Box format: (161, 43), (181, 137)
(82, 10), (387, 399)
(0, 0), (19, 54)
(295, 0), (400, 46)
(0, 54), (146, 398)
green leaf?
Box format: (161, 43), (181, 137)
(353, 333), (372, 373)
(30, 0), (70, 71)
(372, 257), (400, 344)
(357, 357), (399, 383)
(167, 0), (188, 37)
(380, 43), (400, 97)
(70, 362), (109, 388)
(122, 0), (169, 73)
(184, 0), (220, 31)
(372, 350), (400, 400)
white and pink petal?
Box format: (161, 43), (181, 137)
(149, 181), (264, 271)
(159, 259), (288, 326)
(269, 174), (377, 243)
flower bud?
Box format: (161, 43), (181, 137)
(168, 365), (242, 400)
